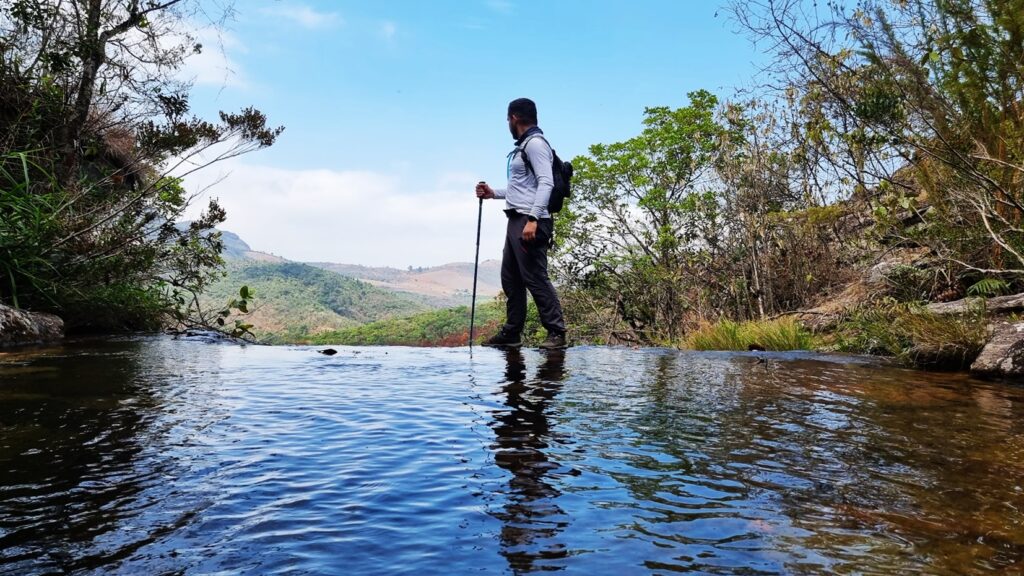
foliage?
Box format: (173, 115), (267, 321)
(883, 264), (935, 303)
(730, 0), (1024, 283)
(554, 90), (729, 342)
(967, 278), (1010, 298)
(213, 285), (255, 339)
(834, 301), (988, 368)
(685, 317), (815, 351)
(0, 0), (281, 331)
(311, 301), (506, 347)
(554, 92), (856, 344)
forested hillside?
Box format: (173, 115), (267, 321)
(310, 301), (506, 347)
(201, 261), (429, 343)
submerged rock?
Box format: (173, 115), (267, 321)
(971, 322), (1024, 379)
(0, 305), (64, 347)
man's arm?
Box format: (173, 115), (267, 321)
(476, 182), (507, 199)
(525, 138), (554, 219)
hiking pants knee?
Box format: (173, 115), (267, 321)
(501, 212), (566, 336)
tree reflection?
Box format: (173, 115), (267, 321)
(489, 348), (570, 573)
(0, 340), (200, 574)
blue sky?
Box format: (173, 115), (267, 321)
(181, 0), (765, 267)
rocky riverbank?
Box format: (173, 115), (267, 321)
(0, 305), (64, 347)
(926, 294), (1024, 379)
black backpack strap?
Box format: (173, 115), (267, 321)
(517, 133), (550, 175)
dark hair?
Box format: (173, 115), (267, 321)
(507, 98), (538, 125)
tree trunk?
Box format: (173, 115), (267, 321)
(59, 0), (104, 187)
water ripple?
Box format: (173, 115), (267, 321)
(1, 340), (1023, 574)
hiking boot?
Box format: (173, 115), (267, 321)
(482, 327), (522, 348)
(539, 332), (567, 350)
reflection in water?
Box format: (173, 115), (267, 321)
(489, 349), (570, 573)
(0, 340), (222, 575)
(1, 342), (164, 573)
(3, 341), (1024, 575)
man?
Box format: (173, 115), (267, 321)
(476, 98), (567, 350)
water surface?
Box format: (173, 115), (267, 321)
(1, 338), (1023, 574)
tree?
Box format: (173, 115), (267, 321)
(0, 0), (282, 329)
(731, 0), (1024, 289)
(554, 90), (727, 342)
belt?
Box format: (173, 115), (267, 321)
(504, 209), (550, 220)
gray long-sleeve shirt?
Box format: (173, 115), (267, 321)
(493, 128), (554, 220)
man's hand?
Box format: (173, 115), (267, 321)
(523, 220), (537, 242)
(476, 181), (494, 199)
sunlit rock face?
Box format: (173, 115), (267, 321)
(972, 321), (1024, 379)
(0, 305), (63, 347)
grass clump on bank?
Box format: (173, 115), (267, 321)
(834, 302), (988, 369)
(684, 317), (815, 351)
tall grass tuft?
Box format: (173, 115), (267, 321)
(685, 317), (814, 351)
(0, 152), (63, 309)
(835, 302), (988, 369)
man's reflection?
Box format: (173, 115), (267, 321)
(489, 348), (570, 573)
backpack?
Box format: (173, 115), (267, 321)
(518, 134), (573, 213)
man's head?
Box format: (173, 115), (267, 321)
(507, 98), (537, 139)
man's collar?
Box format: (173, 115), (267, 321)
(515, 126), (543, 146)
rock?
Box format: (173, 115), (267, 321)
(867, 260), (899, 285)
(0, 305), (64, 347)
(928, 293), (1024, 316)
(971, 322), (1024, 379)
(907, 342), (977, 371)
(319, 348), (338, 356)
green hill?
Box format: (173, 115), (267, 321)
(309, 301), (506, 346)
(202, 261), (429, 343)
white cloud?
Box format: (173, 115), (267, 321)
(486, 0), (514, 14)
(182, 162), (507, 267)
(380, 21), (397, 41)
(260, 5), (342, 29)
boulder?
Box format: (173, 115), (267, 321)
(971, 322), (1024, 379)
(0, 305), (64, 347)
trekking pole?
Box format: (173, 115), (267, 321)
(469, 194), (484, 357)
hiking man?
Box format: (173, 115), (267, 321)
(476, 98), (567, 350)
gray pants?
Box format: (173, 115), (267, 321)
(501, 212), (566, 335)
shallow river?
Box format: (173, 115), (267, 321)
(1, 337), (1023, 574)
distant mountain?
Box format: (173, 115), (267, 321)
(203, 229), (506, 343)
(218, 230), (288, 263)
(213, 228), (502, 306)
(309, 260), (503, 307)
(201, 260), (428, 343)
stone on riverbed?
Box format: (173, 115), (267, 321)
(0, 304), (64, 347)
(971, 322), (1024, 379)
